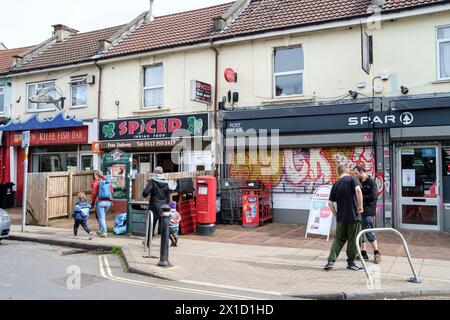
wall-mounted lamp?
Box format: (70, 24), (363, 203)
(349, 90), (359, 99)
(115, 100), (120, 106)
(401, 86), (409, 95)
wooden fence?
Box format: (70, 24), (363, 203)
(27, 171), (94, 226)
(27, 170), (215, 225)
(133, 170), (216, 201)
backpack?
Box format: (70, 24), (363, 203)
(98, 179), (112, 200)
(73, 201), (91, 220)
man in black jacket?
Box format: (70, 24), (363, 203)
(353, 165), (381, 264)
(143, 167), (171, 239)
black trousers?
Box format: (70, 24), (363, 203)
(74, 219), (91, 236)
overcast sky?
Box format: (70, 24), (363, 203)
(0, 0), (232, 48)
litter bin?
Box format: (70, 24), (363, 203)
(4, 183), (15, 209)
(127, 201), (149, 236)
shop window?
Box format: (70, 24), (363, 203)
(0, 86), (5, 113)
(27, 81), (57, 112)
(70, 76), (87, 108)
(437, 26), (450, 80)
(273, 47), (304, 97)
(143, 64), (164, 108)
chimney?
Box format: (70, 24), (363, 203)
(52, 24), (79, 42)
(98, 39), (112, 52)
(147, 0), (155, 22)
(12, 55), (24, 67)
(212, 16), (226, 32)
(371, 0), (386, 7)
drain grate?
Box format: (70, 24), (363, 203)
(61, 249), (90, 256)
(50, 273), (108, 289)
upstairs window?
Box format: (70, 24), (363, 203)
(0, 86), (5, 113)
(274, 47), (304, 97)
(143, 64), (164, 108)
(27, 81), (57, 112)
(70, 76), (87, 108)
(437, 26), (450, 80)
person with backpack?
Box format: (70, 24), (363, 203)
(91, 170), (114, 238)
(143, 167), (171, 241)
(72, 192), (94, 240)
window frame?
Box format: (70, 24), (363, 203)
(437, 25), (450, 81)
(0, 85), (5, 114)
(70, 75), (88, 109)
(26, 80), (57, 112)
(142, 64), (164, 109)
(273, 46), (305, 98)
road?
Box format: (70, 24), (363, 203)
(0, 240), (292, 300)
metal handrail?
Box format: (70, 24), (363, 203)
(144, 209), (154, 258)
(356, 228), (422, 286)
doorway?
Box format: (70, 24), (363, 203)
(397, 145), (441, 231)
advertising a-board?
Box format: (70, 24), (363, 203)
(305, 185), (333, 241)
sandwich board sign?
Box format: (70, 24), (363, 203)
(305, 185), (333, 241)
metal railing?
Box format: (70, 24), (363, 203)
(356, 228), (422, 286)
(144, 210), (154, 259)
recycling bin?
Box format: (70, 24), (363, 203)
(0, 183), (15, 209)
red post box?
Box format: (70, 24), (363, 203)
(196, 176), (216, 235)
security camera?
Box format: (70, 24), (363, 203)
(348, 90), (359, 99)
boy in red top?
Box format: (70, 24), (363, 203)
(91, 171), (114, 238)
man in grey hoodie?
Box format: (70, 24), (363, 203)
(143, 167), (171, 238)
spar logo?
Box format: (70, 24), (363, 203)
(348, 112), (415, 127)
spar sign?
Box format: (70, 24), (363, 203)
(305, 185), (333, 242)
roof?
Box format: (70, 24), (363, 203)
(103, 0), (448, 59)
(0, 47), (33, 75)
(11, 25), (124, 73)
(104, 2), (233, 57)
(220, 0), (449, 38)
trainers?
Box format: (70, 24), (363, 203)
(347, 262), (364, 271)
(374, 253), (382, 264)
(356, 254), (369, 261)
(99, 233), (108, 238)
(324, 261), (335, 271)
(88, 233), (94, 241)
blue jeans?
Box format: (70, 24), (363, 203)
(361, 215), (377, 243)
(96, 201), (111, 234)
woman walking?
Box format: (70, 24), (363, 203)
(91, 170), (114, 238)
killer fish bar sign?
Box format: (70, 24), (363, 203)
(99, 113), (209, 142)
(10, 127), (88, 146)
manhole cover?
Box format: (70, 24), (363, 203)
(50, 273), (108, 289)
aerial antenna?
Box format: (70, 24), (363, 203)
(28, 86), (65, 110)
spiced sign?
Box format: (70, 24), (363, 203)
(99, 113), (209, 142)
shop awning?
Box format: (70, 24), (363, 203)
(0, 112), (84, 132)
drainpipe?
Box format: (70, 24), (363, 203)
(95, 61), (103, 120)
(210, 42), (220, 180)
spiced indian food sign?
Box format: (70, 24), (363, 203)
(99, 113), (210, 142)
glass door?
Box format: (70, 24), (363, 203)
(399, 146), (441, 230)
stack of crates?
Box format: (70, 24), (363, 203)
(219, 179), (246, 224)
(179, 199), (197, 235)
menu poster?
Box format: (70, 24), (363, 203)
(443, 146), (450, 176)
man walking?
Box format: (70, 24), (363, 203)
(324, 164), (364, 271)
(353, 165), (382, 264)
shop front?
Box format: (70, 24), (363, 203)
(222, 101), (377, 225)
(222, 96), (450, 233)
(0, 113), (98, 205)
(99, 113), (213, 177)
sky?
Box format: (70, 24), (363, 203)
(0, 0), (232, 48)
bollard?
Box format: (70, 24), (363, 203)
(158, 205), (172, 267)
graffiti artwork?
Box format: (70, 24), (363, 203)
(229, 147), (375, 193)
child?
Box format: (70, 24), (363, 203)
(73, 192), (94, 240)
(169, 201), (182, 247)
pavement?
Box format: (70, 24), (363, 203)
(7, 221), (450, 300)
